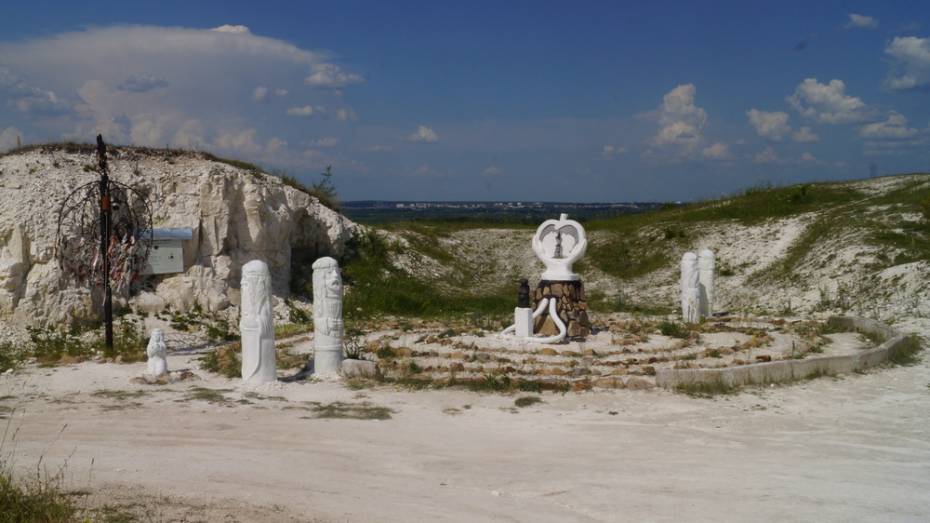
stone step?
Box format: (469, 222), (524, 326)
(377, 359), (657, 379)
(378, 370), (655, 391)
(366, 345), (764, 371)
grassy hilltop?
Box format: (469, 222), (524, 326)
(340, 173), (930, 322)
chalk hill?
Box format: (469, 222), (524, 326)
(0, 144), (355, 326)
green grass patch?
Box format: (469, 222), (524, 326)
(274, 322), (313, 339)
(310, 401), (393, 420)
(673, 380), (739, 398)
(184, 387), (233, 404)
(584, 181), (864, 281)
(242, 392), (288, 402)
(0, 474), (78, 523)
(91, 389), (148, 401)
(277, 347), (311, 369)
(27, 317), (147, 365)
(342, 230), (512, 319)
(0, 342), (24, 373)
(587, 290), (672, 315)
(514, 395), (543, 408)
(199, 343), (242, 378)
(678, 183), (862, 225)
(658, 321), (689, 339)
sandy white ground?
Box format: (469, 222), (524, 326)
(2, 341), (929, 522)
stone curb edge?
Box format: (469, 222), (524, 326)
(655, 316), (912, 389)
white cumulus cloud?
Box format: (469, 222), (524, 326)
(117, 74), (169, 93)
(306, 136), (339, 148)
(286, 105), (325, 117)
(0, 24), (355, 167)
(858, 112), (919, 139)
(746, 109), (791, 141)
(654, 84), (707, 150)
(846, 14), (878, 29)
(601, 144), (626, 158)
(753, 146), (779, 164)
(482, 165), (504, 177)
(787, 78), (870, 124)
(407, 125), (439, 143)
(800, 152), (818, 163)
(792, 126), (819, 143)
(702, 142), (730, 160)
(212, 25), (251, 34)
(884, 36), (930, 91)
(305, 63), (365, 88)
(252, 86), (269, 102)
(335, 107), (357, 121)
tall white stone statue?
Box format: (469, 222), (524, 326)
(680, 252), (700, 323)
(698, 249), (715, 318)
(145, 329), (168, 377)
(532, 213), (587, 281)
(240, 260), (276, 384)
(312, 257), (344, 376)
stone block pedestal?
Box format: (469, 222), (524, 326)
(533, 280), (591, 339)
(514, 307), (533, 338)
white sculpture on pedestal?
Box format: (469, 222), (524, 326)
(502, 215), (588, 344)
(145, 329), (168, 377)
(680, 252), (700, 324)
(698, 249), (715, 317)
(240, 260), (276, 384)
(312, 257), (344, 376)
(532, 213), (587, 281)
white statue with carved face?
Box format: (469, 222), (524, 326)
(532, 213), (587, 281)
(240, 259), (276, 383)
(698, 249), (715, 317)
(312, 256), (344, 376)
(146, 329), (168, 377)
(680, 252), (700, 324)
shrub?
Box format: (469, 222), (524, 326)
(658, 321), (689, 339)
(200, 343), (242, 378)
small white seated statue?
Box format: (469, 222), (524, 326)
(698, 249), (715, 317)
(680, 252), (700, 323)
(146, 329), (168, 376)
(240, 259), (277, 384)
(313, 257), (344, 376)
(532, 213), (587, 281)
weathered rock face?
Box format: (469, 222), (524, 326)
(0, 145), (356, 326)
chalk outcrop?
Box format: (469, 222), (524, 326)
(0, 145), (356, 326)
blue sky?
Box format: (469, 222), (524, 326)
(1, 1), (929, 201)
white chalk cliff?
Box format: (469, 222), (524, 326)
(0, 145), (356, 325)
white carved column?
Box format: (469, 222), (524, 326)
(680, 252), (699, 323)
(240, 260), (277, 383)
(313, 257), (344, 376)
(698, 249), (715, 318)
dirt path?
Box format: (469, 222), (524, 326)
(2, 352), (929, 522)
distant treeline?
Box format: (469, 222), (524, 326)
(341, 201), (672, 224)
